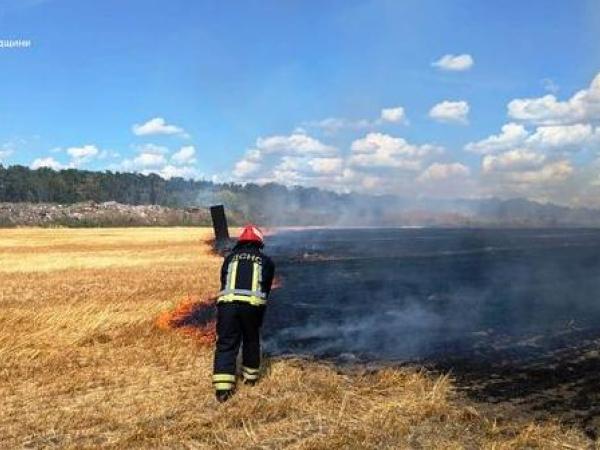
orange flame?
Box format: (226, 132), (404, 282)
(156, 294), (217, 346)
(156, 277), (284, 345)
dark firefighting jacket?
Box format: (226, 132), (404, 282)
(217, 242), (275, 306)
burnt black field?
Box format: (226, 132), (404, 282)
(262, 228), (600, 432)
(264, 228), (600, 360)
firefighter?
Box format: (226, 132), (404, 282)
(212, 224), (275, 402)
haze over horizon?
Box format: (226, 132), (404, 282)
(1, 0), (600, 207)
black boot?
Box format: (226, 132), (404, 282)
(243, 378), (258, 386)
(216, 390), (234, 403)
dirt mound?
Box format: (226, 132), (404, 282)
(0, 201), (211, 227)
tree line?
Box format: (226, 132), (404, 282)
(0, 165), (354, 224)
(2, 164), (593, 227)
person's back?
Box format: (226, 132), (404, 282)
(212, 225), (275, 402)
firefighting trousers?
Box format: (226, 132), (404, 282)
(212, 301), (265, 391)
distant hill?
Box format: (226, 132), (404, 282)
(1, 164), (600, 227)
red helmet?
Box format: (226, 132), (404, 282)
(238, 224), (264, 246)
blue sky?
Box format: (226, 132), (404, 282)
(1, 0), (600, 205)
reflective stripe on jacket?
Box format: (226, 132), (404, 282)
(217, 243), (275, 306)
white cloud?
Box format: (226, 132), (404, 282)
(418, 162), (470, 182)
(349, 132), (441, 171)
(303, 117), (372, 134)
(121, 144), (170, 170)
(57, 144), (117, 167)
(465, 123), (529, 154)
(233, 132), (345, 185)
(135, 143), (169, 155)
(466, 78), (600, 203)
(234, 159), (260, 177)
(256, 133), (337, 156)
(479, 158), (577, 204)
(133, 152), (167, 168)
(154, 165), (197, 179)
(292, 126), (308, 134)
(28, 144), (108, 171)
(480, 146), (574, 200)
(526, 124), (593, 150)
(466, 123), (595, 156)
(504, 160), (574, 185)
(233, 147), (264, 177)
(229, 131), (477, 197)
(31, 157), (64, 170)
(432, 54), (474, 71)
(380, 106), (407, 124)
(271, 166), (303, 184)
(466, 76), (600, 200)
(66, 144), (99, 166)
(97, 149), (120, 160)
(508, 95), (579, 125)
(359, 174), (383, 190)
(351, 133), (435, 157)
(132, 117), (188, 137)
(67, 145), (98, 159)
(507, 72), (600, 125)
(308, 157), (343, 174)
(171, 145), (196, 164)
(303, 106), (408, 134)
(482, 149), (546, 173)
(117, 142), (198, 179)
(277, 156), (303, 171)
(429, 100), (469, 124)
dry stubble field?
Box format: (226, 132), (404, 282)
(0, 228), (596, 449)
